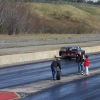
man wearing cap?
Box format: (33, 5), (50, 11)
(51, 58), (62, 81)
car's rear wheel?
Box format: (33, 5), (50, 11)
(68, 56), (71, 60)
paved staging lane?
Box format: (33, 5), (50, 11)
(21, 74), (100, 100)
(0, 53), (100, 89)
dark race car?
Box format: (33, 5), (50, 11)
(59, 46), (85, 60)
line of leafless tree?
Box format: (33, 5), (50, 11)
(0, 0), (46, 35)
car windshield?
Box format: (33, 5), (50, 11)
(61, 46), (81, 51)
(66, 47), (81, 51)
(72, 48), (77, 51)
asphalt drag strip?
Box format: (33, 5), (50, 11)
(0, 68), (100, 99)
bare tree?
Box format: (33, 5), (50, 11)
(0, 1), (31, 34)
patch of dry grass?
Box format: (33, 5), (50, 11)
(28, 3), (100, 31)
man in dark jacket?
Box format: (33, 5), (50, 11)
(77, 52), (84, 75)
(51, 58), (62, 81)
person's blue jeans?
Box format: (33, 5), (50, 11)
(78, 62), (83, 73)
(51, 66), (57, 79)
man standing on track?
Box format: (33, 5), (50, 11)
(77, 52), (84, 75)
